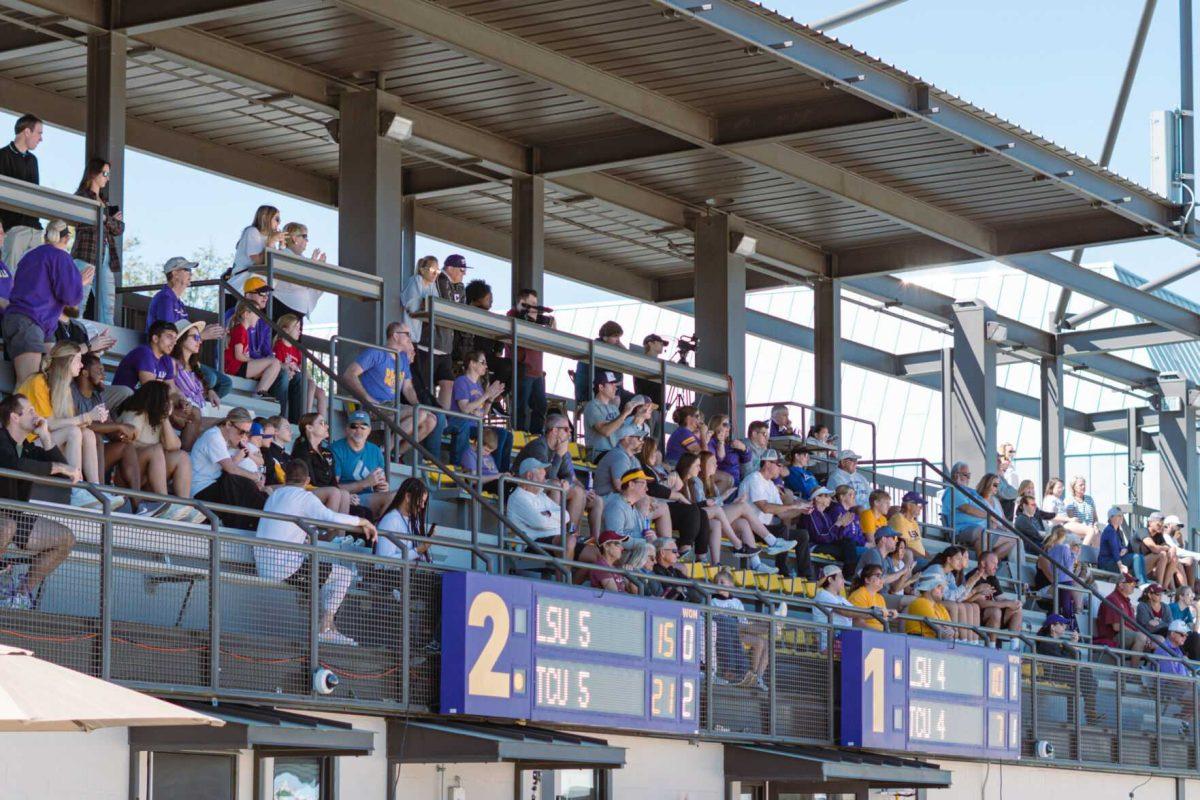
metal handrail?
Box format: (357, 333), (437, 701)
(0, 172), (103, 228)
(220, 279), (568, 577)
(746, 400), (877, 484)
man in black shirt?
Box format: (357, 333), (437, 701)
(646, 537), (703, 602)
(0, 392), (78, 608)
(632, 333), (667, 430)
(0, 114), (44, 267)
(438, 253), (469, 367)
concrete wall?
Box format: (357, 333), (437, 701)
(392, 760), (517, 800)
(0, 727), (128, 800)
(606, 734), (724, 800)
(930, 760), (1190, 800)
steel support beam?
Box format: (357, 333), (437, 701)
(649, 0), (1180, 240)
(943, 301), (996, 474)
(1052, 0), (1159, 325)
(811, 0), (910, 30)
(1005, 251), (1200, 339)
(112, 0), (299, 34)
(693, 213), (745, 420)
(813, 276), (842, 436)
(511, 175), (545, 305)
(1040, 356), (1066, 489)
(84, 29), (125, 256)
(1066, 258), (1200, 330)
(1058, 321), (1195, 353)
(1127, 407), (1146, 508)
(1155, 375), (1199, 532)
(1181, 0), (1196, 233)
(336, 89), (403, 344)
(0, 71), (337, 205)
(413, 205), (656, 301)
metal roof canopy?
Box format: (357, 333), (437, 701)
(129, 701), (375, 756)
(0, 0), (1195, 329)
(387, 718), (626, 769)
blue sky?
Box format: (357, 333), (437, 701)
(1, 0), (1197, 320)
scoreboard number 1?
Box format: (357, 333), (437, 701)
(467, 591), (512, 697)
(863, 647), (885, 733)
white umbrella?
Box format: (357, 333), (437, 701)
(0, 644), (224, 732)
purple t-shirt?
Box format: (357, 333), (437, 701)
(452, 375), (484, 415)
(113, 344), (175, 389)
(7, 244), (84, 336)
(461, 447), (499, 477)
(146, 286), (187, 334)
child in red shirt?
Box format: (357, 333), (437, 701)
(224, 301), (280, 396)
(274, 313), (326, 417)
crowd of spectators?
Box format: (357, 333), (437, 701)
(0, 111), (1197, 682)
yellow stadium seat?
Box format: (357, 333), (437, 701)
(731, 570), (754, 587)
(755, 574), (783, 593)
(511, 430), (531, 449)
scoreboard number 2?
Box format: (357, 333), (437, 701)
(467, 591), (511, 697)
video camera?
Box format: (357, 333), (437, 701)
(519, 303), (555, 326)
(674, 333), (698, 364)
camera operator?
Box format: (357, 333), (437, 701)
(632, 332), (667, 409)
(506, 288), (551, 434)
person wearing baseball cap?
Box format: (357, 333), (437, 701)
(587, 531), (635, 593)
(825, 448), (871, 503)
(783, 444), (820, 500)
(142, 254), (231, 396)
(507, 457), (573, 557)
(601, 468), (656, 543)
(887, 491), (928, 561)
(1153, 619), (1193, 676)
(906, 573), (953, 639)
(329, 409), (396, 519)
(435, 253), (469, 393)
(574, 321), (629, 411)
(582, 369), (639, 461)
(1095, 570), (1152, 667)
(741, 448), (809, 578)
(1162, 514), (1198, 589)
(632, 333), (668, 420)
(593, 423), (646, 497)
(1138, 582), (1174, 640)
(1035, 613), (1082, 659)
(812, 564), (855, 632)
(1098, 504), (1146, 583)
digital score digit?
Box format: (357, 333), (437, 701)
(909, 648), (983, 696)
(908, 700), (984, 746)
(653, 617), (677, 660)
(680, 677), (697, 721)
(651, 674), (678, 718)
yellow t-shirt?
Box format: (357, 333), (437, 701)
(15, 374), (53, 419)
(905, 596), (951, 638)
(859, 509), (887, 541)
(847, 586), (887, 631)
(888, 512), (926, 557)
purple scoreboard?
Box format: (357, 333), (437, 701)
(440, 572), (702, 734)
(840, 629), (1022, 759)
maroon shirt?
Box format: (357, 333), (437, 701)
(505, 309), (544, 377)
(1095, 588), (1134, 646)
(588, 556), (627, 592)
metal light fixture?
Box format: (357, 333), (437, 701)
(730, 232), (757, 257)
(383, 113), (414, 142)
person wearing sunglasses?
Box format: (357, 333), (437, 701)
(513, 413), (602, 535)
(189, 406), (268, 531)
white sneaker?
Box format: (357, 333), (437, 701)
(752, 563), (780, 575)
(763, 540), (797, 556)
(318, 629), (357, 647)
(70, 487), (101, 508)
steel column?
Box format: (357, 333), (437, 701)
(693, 213), (746, 421)
(1127, 407), (1145, 508)
(813, 277), (842, 437)
(401, 194), (416, 277)
(85, 31), (126, 315)
(511, 175), (545, 306)
(336, 89), (404, 344)
(1040, 355), (1066, 489)
(1154, 375), (1199, 533)
(1182, 0), (1196, 232)
(943, 301), (997, 475)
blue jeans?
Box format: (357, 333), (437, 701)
(271, 369), (307, 423)
(199, 363), (232, 400)
(516, 374), (547, 434)
(422, 410), (446, 461)
(75, 251), (114, 325)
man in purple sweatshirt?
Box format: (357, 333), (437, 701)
(1, 220), (90, 385)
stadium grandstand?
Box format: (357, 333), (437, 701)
(1, 0), (1200, 798)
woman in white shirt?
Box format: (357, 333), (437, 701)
(254, 459), (377, 646)
(376, 478), (433, 562)
(1041, 476), (1095, 544)
(227, 205), (285, 301)
(271, 222), (326, 320)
